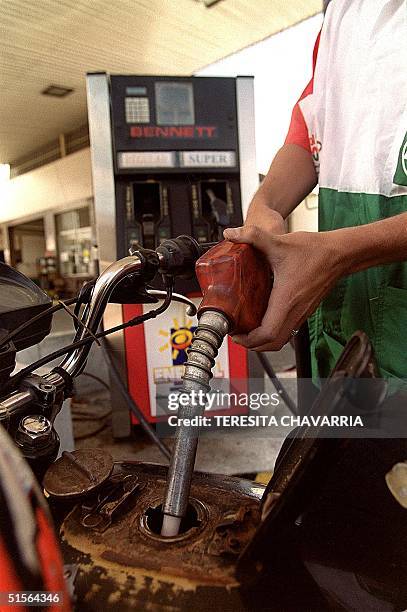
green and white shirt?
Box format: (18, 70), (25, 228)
(285, 0), (407, 380)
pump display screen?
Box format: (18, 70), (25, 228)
(155, 82), (195, 125)
(110, 75), (239, 156)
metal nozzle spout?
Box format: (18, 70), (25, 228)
(161, 310), (229, 536)
(161, 514), (182, 538)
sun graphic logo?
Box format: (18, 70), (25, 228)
(159, 318), (197, 365)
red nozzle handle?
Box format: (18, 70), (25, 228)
(195, 240), (272, 335)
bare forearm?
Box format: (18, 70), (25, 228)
(245, 143), (317, 225)
(330, 212), (407, 275)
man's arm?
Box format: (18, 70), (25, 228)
(337, 215), (407, 272)
(224, 213), (407, 352)
(245, 143), (317, 226)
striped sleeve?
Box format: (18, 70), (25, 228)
(284, 32), (320, 153)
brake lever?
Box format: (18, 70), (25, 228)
(146, 289), (197, 316)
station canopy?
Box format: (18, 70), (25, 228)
(0, 0), (321, 164)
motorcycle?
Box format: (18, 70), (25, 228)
(0, 235), (406, 611)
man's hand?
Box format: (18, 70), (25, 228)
(243, 204), (286, 237)
(223, 226), (345, 351)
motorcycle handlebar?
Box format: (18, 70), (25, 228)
(1, 235), (216, 421)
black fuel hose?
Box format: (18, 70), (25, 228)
(100, 335), (171, 461)
(256, 352), (298, 416)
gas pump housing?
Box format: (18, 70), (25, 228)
(86, 73), (260, 436)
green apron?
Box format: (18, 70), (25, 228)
(309, 189), (407, 383)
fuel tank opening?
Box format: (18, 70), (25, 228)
(139, 499), (207, 541)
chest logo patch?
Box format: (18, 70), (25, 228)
(393, 132), (407, 187)
(309, 134), (322, 174)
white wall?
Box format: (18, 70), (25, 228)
(197, 14), (323, 176)
(0, 148), (92, 224)
(289, 192), (318, 233)
(0, 15), (322, 236)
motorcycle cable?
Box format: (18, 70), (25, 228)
(100, 334), (171, 461)
(5, 280), (174, 391)
(60, 277), (172, 459)
(256, 352), (298, 416)
(0, 297), (78, 351)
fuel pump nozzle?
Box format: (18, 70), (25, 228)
(206, 189), (230, 241)
(162, 240), (272, 536)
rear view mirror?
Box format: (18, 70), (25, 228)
(0, 262), (53, 352)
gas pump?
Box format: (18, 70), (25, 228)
(86, 73), (260, 437)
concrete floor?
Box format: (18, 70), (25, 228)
(74, 406), (287, 476)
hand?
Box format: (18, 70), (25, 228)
(222, 226), (345, 351)
(242, 205), (286, 237)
